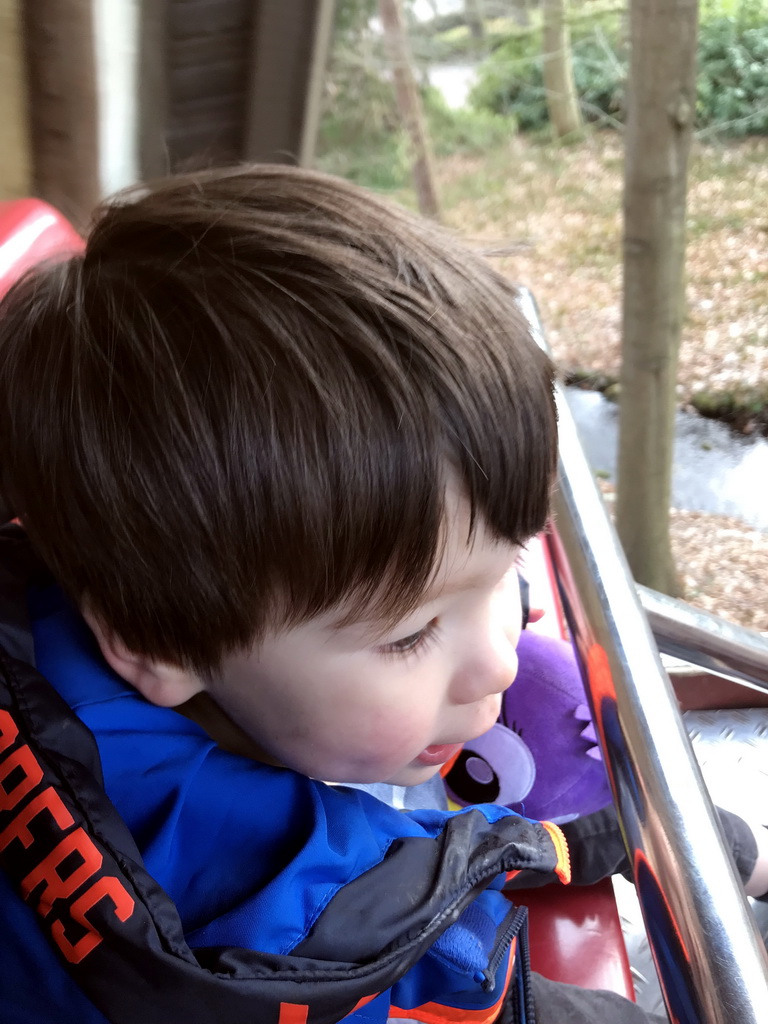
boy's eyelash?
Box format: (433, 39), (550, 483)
(379, 618), (439, 660)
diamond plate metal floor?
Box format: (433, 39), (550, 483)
(615, 708), (768, 1017)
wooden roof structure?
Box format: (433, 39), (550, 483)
(14, 0), (334, 226)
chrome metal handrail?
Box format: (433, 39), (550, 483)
(517, 288), (768, 1024)
(639, 585), (768, 694)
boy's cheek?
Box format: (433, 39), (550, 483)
(304, 717), (433, 785)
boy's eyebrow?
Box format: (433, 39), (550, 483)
(418, 568), (499, 606)
(330, 560), (519, 638)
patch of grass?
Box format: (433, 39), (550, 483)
(691, 386), (768, 434)
(564, 369), (620, 392)
(686, 211), (747, 237)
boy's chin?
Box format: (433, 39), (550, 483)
(383, 761), (442, 788)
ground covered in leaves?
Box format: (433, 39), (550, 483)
(432, 134), (768, 633)
(599, 489), (768, 634)
(438, 133), (768, 429)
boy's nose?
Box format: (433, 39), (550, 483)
(451, 633), (518, 705)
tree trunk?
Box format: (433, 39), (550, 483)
(510, 0), (530, 27)
(379, 0), (441, 220)
(465, 0), (485, 42)
(22, 0), (100, 228)
(541, 0), (584, 140)
(615, 0), (699, 596)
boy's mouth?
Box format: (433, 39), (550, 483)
(416, 743), (463, 767)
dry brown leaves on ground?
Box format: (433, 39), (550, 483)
(439, 133), (768, 404)
(596, 487), (768, 634)
(670, 510), (768, 633)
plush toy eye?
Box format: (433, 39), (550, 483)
(445, 750), (502, 804)
(444, 723), (536, 807)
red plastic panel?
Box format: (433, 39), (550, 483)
(518, 878), (635, 998)
(0, 199), (83, 300)
(518, 531), (568, 641)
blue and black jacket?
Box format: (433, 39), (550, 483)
(0, 527), (570, 1024)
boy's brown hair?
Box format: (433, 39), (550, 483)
(0, 166), (557, 674)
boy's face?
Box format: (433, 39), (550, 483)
(203, 497), (523, 787)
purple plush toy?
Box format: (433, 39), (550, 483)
(444, 629), (611, 823)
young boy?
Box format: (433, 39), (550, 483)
(0, 166), (763, 1024)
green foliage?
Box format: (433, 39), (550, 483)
(470, 23), (626, 132)
(691, 385), (768, 433)
(332, 0), (377, 40)
(317, 81), (513, 191)
(315, 0), (402, 188)
(422, 86), (512, 156)
(469, 31), (543, 126)
(317, 0), (514, 194)
(700, 0), (766, 22)
(415, 18), (522, 62)
(471, 3), (768, 137)
(697, 17), (768, 135)
(316, 64), (403, 189)
(318, 0), (768, 193)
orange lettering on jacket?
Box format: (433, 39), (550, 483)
(0, 705), (135, 962)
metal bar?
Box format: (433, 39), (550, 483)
(639, 585), (768, 695)
(517, 289), (768, 1023)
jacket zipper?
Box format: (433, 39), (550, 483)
(482, 904), (528, 989)
(480, 905), (535, 1024)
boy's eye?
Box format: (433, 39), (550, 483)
(381, 618), (438, 656)
(390, 629), (426, 653)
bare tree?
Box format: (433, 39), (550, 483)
(615, 0), (699, 595)
(22, 0), (100, 227)
(541, 0), (584, 140)
(379, 0), (441, 219)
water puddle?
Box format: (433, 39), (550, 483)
(566, 388), (768, 531)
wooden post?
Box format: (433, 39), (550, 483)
(246, 0), (335, 166)
(615, 0), (699, 595)
(299, 0), (336, 167)
(22, 0), (101, 227)
(379, 0), (441, 220)
(0, 0), (31, 199)
(137, 0), (169, 181)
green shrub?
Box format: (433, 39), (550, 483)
(470, 24), (626, 132)
(697, 17), (768, 135)
(422, 86), (513, 155)
(316, 58), (406, 190)
(471, 7), (768, 137)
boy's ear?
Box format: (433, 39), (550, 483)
(82, 608), (205, 708)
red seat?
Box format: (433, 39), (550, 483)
(0, 199), (83, 299)
(519, 879), (635, 997)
